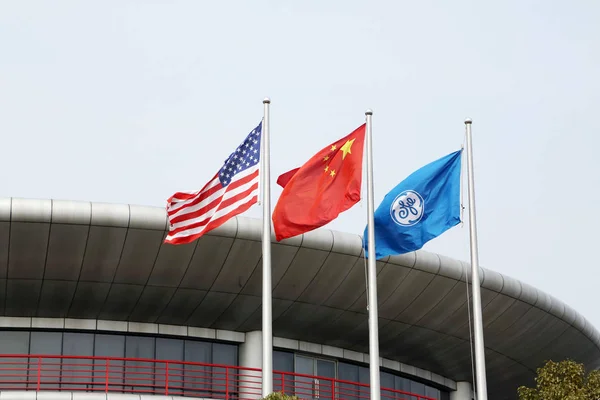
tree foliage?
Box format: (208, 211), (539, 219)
(517, 359), (600, 400)
(261, 392), (299, 400)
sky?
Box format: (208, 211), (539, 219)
(1, 1), (599, 330)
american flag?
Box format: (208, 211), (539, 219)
(164, 122), (262, 245)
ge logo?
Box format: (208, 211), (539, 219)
(390, 190), (424, 226)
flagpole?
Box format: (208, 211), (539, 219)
(261, 98), (273, 397)
(464, 118), (488, 400)
(365, 109), (381, 400)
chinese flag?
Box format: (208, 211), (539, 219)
(273, 123), (366, 241)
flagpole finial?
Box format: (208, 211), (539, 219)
(365, 109), (373, 116)
(263, 97), (271, 104)
(464, 118), (473, 124)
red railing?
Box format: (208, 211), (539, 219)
(0, 355), (435, 400)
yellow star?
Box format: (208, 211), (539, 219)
(324, 165), (329, 172)
(331, 145), (337, 151)
(340, 138), (356, 160)
(323, 155), (329, 162)
(330, 169), (336, 177)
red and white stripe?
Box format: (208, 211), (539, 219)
(164, 164), (260, 245)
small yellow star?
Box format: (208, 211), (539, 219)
(340, 138), (356, 160)
(330, 169), (336, 177)
(331, 145), (337, 151)
(324, 165), (329, 172)
(323, 155), (329, 162)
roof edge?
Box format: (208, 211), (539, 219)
(2, 196), (598, 353)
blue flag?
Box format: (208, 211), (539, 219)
(364, 150), (462, 259)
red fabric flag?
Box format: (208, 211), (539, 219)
(276, 167), (300, 188)
(273, 124), (366, 241)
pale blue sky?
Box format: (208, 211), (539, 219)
(1, 1), (599, 330)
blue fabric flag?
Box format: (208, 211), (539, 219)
(364, 150), (463, 259)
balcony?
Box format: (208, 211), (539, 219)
(0, 355), (436, 400)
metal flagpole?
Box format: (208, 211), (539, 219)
(365, 109), (381, 400)
(464, 118), (488, 400)
(261, 98), (273, 397)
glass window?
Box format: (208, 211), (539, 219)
(295, 355), (314, 375)
(212, 343), (237, 366)
(0, 331), (30, 389)
(212, 343), (238, 396)
(273, 351), (294, 394)
(411, 380), (426, 396)
(316, 360), (336, 398)
(380, 372), (394, 397)
(316, 359), (335, 379)
(294, 356), (314, 398)
(156, 338), (183, 361)
(62, 333), (94, 390)
(0, 330), (244, 397)
(0, 331), (30, 354)
(338, 362), (359, 400)
(30, 331), (62, 390)
(338, 362), (358, 382)
(393, 375), (417, 399)
(395, 375), (411, 391)
(273, 351), (293, 372)
(63, 333), (94, 356)
(0, 330), (459, 400)
(125, 336), (155, 393)
(94, 334), (125, 389)
(358, 365), (370, 384)
(126, 336), (155, 358)
(184, 341), (212, 397)
(155, 338), (184, 395)
(95, 334), (125, 358)
(30, 331), (62, 354)
(212, 342), (238, 397)
(425, 385), (441, 399)
(185, 341), (212, 364)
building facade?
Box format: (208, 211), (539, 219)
(0, 320), (449, 399)
(0, 198), (598, 400)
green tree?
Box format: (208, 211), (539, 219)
(261, 392), (299, 400)
(517, 359), (600, 400)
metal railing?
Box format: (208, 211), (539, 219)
(0, 355), (436, 400)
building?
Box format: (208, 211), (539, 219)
(0, 197), (598, 400)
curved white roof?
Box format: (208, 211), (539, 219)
(0, 197), (598, 398)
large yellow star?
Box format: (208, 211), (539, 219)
(340, 138), (356, 159)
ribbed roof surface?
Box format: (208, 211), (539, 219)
(0, 197), (598, 399)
